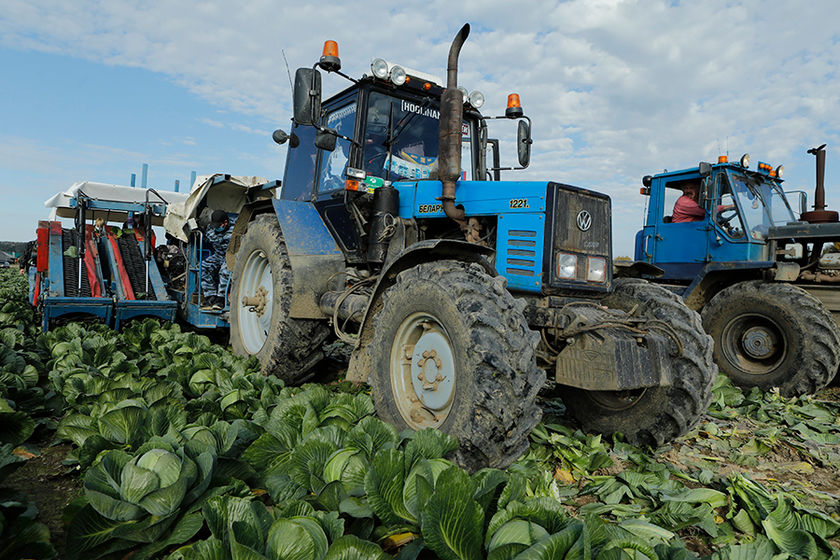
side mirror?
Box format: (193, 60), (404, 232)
(272, 129), (300, 148)
(517, 120), (532, 167)
(314, 129), (337, 152)
(293, 68), (322, 126)
(698, 161), (713, 177)
(272, 129), (289, 145)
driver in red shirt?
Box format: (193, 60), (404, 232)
(672, 183), (705, 222)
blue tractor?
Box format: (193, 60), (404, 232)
(636, 147), (840, 397)
(220, 25), (715, 469)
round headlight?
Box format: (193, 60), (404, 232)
(740, 153), (750, 168)
(775, 164), (784, 178)
(468, 90), (485, 108)
(389, 65), (406, 86)
(457, 86), (469, 100)
(371, 58), (389, 79)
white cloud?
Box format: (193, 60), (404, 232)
(2, 0), (839, 254)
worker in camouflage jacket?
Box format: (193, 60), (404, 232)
(202, 209), (236, 309)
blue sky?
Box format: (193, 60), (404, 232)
(0, 49), (283, 241)
(1, 1), (839, 258)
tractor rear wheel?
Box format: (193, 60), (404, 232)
(229, 215), (330, 383)
(367, 260), (545, 471)
(560, 278), (715, 447)
(702, 280), (840, 396)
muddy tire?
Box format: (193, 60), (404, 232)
(367, 260), (545, 471)
(560, 278), (716, 447)
(702, 280), (840, 396)
(229, 215), (330, 383)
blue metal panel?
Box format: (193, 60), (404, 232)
(496, 213), (545, 293)
(114, 301), (178, 330)
(681, 261), (775, 300)
(653, 221), (708, 265)
(69, 199), (167, 215)
(657, 262), (706, 281)
(272, 199), (343, 256)
(395, 180), (549, 219)
(182, 301), (230, 329)
(42, 297), (113, 331)
(47, 227), (64, 297)
(708, 232), (768, 263)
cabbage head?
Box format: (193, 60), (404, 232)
(85, 445), (214, 521)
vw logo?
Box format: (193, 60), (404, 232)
(576, 210), (592, 232)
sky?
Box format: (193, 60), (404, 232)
(1, 0), (839, 258)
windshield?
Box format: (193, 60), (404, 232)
(363, 91), (473, 181)
(728, 172), (795, 238)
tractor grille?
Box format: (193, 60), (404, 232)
(547, 183), (612, 290)
(504, 229), (538, 277)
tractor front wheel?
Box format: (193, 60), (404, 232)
(560, 278), (716, 447)
(367, 260), (545, 471)
(229, 215), (330, 383)
(702, 280), (840, 396)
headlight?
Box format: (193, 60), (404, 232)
(586, 257), (607, 283)
(556, 253), (577, 280)
(775, 164), (784, 179)
(468, 90), (485, 108)
(389, 65), (406, 85)
(740, 153), (750, 168)
(371, 58), (389, 79)
(457, 86), (469, 100)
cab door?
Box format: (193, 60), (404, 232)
(651, 175), (710, 280)
(312, 95), (363, 262)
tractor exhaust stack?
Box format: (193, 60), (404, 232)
(802, 143), (839, 223)
(438, 24), (470, 225)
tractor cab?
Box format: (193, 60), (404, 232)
(278, 70), (483, 263)
(636, 155), (794, 281)
(274, 40), (534, 268)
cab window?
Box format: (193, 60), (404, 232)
(715, 174), (746, 240)
(363, 91), (474, 181)
(662, 179), (703, 223)
(317, 102), (357, 192)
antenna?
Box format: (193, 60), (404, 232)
(282, 49), (294, 93)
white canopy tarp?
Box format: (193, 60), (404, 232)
(163, 174), (268, 242)
(44, 182), (189, 227)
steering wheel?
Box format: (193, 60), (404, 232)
(365, 150), (389, 174)
(717, 207), (738, 227)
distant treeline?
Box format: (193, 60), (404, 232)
(0, 241), (29, 256)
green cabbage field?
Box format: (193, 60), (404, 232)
(1, 268), (839, 559)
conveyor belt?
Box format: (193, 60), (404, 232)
(62, 230), (91, 297)
(116, 233), (156, 300)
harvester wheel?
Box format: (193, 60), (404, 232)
(367, 260), (545, 471)
(702, 280), (840, 396)
(560, 278), (715, 447)
(229, 215), (330, 383)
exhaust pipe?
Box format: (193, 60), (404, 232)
(802, 144), (838, 223)
(438, 24), (470, 225)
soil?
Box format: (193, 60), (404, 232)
(1, 435), (80, 559)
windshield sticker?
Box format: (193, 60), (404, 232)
(327, 103), (356, 126)
(401, 99), (440, 120)
(385, 151), (438, 180)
